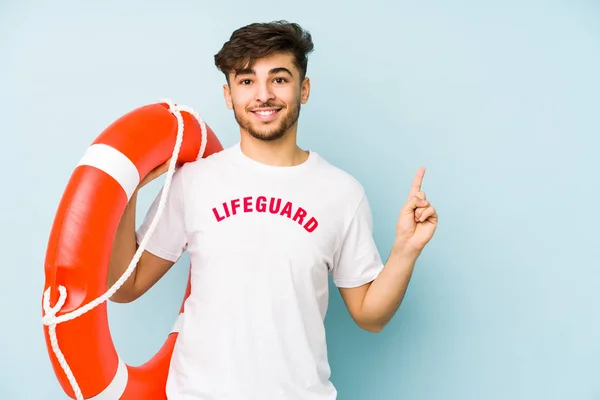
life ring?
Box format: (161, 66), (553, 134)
(41, 100), (223, 399)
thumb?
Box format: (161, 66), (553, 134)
(139, 157), (173, 188)
(158, 157), (173, 173)
(151, 157), (173, 177)
(402, 196), (429, 215)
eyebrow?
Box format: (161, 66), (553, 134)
(234, 67), (294, 78)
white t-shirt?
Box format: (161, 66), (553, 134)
(136, 142), (384, 399)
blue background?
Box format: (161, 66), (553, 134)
(1, 1), (599, 399)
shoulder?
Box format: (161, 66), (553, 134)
(175, 143), (238, 178)
(311, 152), (366, 200)
(309, 152), (370, 222)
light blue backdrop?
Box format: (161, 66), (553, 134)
(1, 1), (599, 399)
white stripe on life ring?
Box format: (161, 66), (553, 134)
(85, 313), (184, 399)
(86, 355), (128, 400)
(77, 144), (141, 200)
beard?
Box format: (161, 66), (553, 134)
(232, 99), (301, 142)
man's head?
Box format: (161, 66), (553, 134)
(214, 21), (314, 142)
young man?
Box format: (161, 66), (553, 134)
(109, 21), (437, 400)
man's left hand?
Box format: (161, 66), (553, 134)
(395, 167), (438, 254)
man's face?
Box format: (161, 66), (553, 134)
(223, 52), (310, 142)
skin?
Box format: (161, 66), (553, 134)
(223, 52), (311, 167)
(108, 51), (438, 334)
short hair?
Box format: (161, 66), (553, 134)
(214, 20), (314, 83)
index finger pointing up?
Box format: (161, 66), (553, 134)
(409, 167), (426, 198)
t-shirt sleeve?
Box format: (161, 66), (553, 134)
(331, 193), (384, 288)
(135, 167), (188, 262)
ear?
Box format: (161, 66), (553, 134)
(223, 84), (233, 110)
(300, 77), (311, 104)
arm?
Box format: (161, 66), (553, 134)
(108, 189), (175, 303)
(339, 167), (438, 332)
(339, 243), (419, 333)
(108, 158), (177, 303)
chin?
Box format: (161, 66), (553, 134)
(247, 128), (287, 142)
(241, 115), (288, 142)
(234, 106), (299, 143)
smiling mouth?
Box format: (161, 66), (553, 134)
(251, 108), (282, 121)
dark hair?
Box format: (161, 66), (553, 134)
(214, 20), (314, 83)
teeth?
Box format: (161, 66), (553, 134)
(256, 110), (275, 116)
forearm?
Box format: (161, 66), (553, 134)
(360, 242), (420, 331)
(107, 190), (139, 302)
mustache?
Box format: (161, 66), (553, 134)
(248, 101), (283, 109)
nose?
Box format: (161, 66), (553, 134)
(255, 81), (274, 103)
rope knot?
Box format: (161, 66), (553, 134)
(42, 285), (67, 325)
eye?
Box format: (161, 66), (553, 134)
(239, 79), (252, 85)
(273, 77), (288, 84)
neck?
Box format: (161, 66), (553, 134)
(239, 128), (309, 167)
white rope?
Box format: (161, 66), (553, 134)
(41, 99), (207, 400)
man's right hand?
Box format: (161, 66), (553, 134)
(139, 157), (173, 189)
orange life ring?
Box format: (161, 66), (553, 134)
(41, 100), (223, 399)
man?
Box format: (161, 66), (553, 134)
(108, 20), (438, 399)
